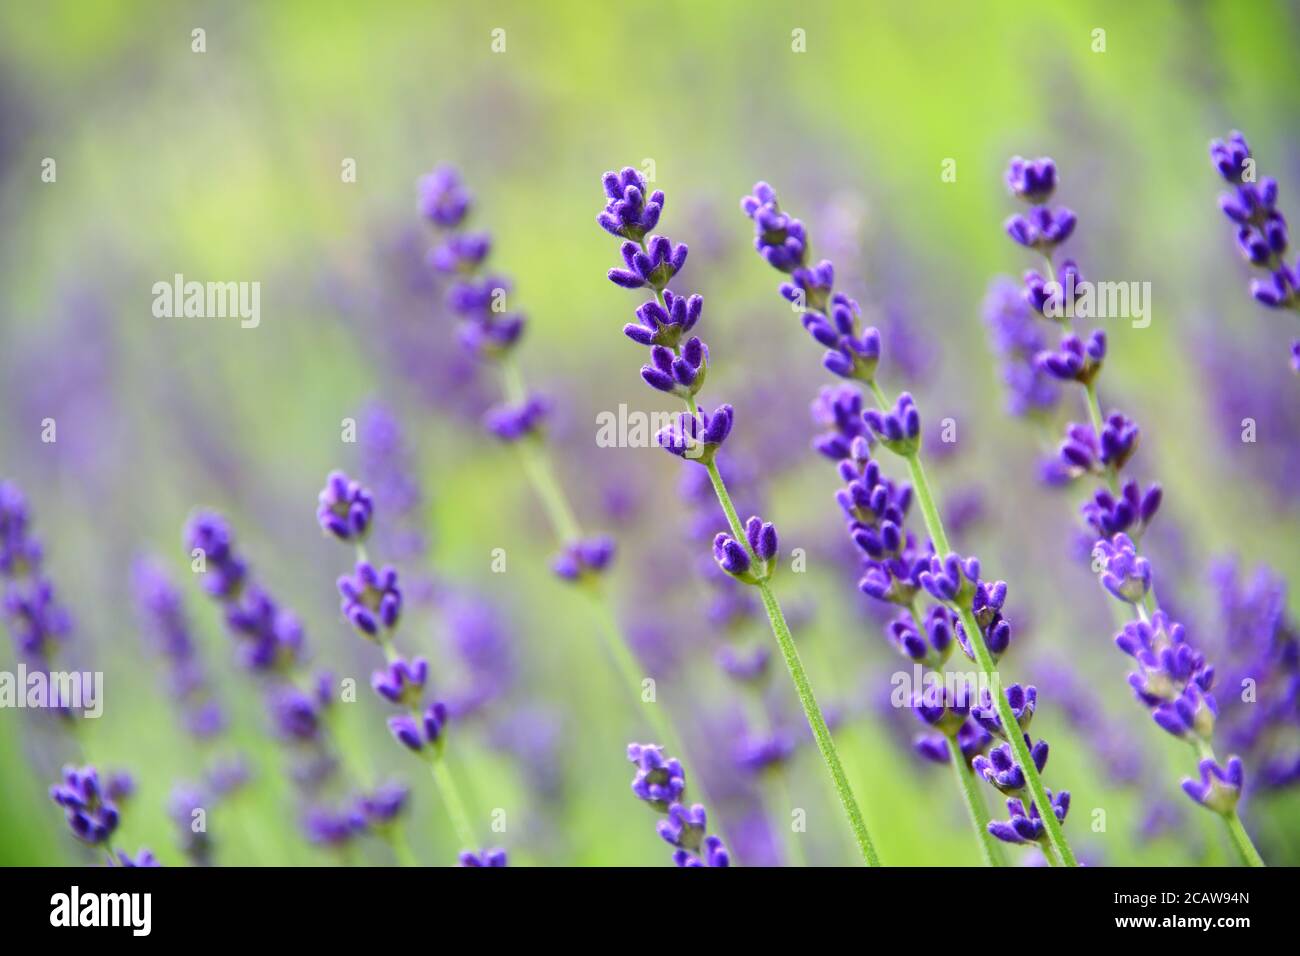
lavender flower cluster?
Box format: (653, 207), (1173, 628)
(1208, 131), (1300, 371)
(318, 470), (448, 757)
(426, 167), (616, 588)
(49, 765), (158, 866)
(628, 743), (729, 866)
(181, 509), (393, 851)
(1, 481), (72, 669)
(419, 167), (531, 423)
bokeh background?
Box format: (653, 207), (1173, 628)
(2, 0), (1298, 866)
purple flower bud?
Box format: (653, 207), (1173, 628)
(988, 790), (1070, 845)
(740, 181), (807, 272)
(483, 394), (549, 442)
(655, 404), (732, 464)
(387, 714), (423, 751)
(423, 700), (449, 745)
(1005, 205), (1077, 251)
(627, 742), (686, 810)
(1081, 478), (1162, 540)
(1035, 330), (1106, 384)
(418, 165), (472, 227)
(458, 848), (509, 867)
(597, 167), (664, 242)
(1182, 757), (1244, 814)
(356, 781), (410, 826)
(1209, 132), (1252, 184)
(337, 560), (403, 637)
(918, 552), (982, 607)
(551, 535), (617, 582)
(973, 685), (1037, 740)
(1095, 533), (1152, 604)
(183, 510), (247, 598)
(863, 392), (921, 455)
(371, 656), (429, 707)
(716, 644), (771, 682)
(1005, 156), (1058, 203)
(316, 470), (374, 542)
(428, 231), (491, 273)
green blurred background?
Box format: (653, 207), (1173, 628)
(1, 0), (1298, 866)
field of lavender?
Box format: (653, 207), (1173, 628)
(1, 1), (1298, 870)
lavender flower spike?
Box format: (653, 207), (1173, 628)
(317, 469), (477, 859)
(1209, 131), (1300, 327)
(604, 167), (880, 865)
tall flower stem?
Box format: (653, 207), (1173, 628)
(494, 356), (740, 858)
(863, 390), (1078, 866)
(687, 402), (880, 865)
(429, 757), (476, 851)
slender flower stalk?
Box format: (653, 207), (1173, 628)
(319, 469), (500, 864)
(998, 155), (1265, 866)
(420, 167), (732, 854)
(1, 480), (79, 732)
(598, 167), (880, 866)
(740, 181), (1075, 866)
(132, 556), (252, 864)
(182, 509), (381, 858)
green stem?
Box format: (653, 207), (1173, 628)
(752, 578), (879, 865)
(382, 823), (421, 867)
(429, 757), (477, 851)
(496, 354), (742, 859)
(945, 732), (1007, 866)
(684, 392), (878, 863)
(587, 589), (675, 748)
(1224, 810), (1266, 868)
(902, 450), (1079, 866)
